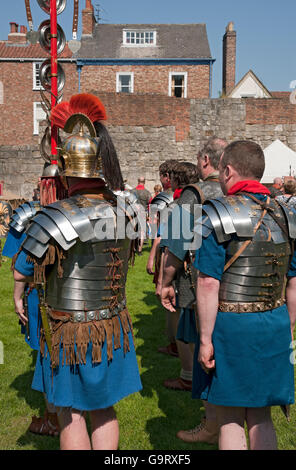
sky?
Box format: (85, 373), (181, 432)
(0, 0), (295, 97)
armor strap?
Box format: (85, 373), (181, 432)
(239, 192), (289, 238)
(239, 191), (295, 262)
(223, 197), (269, 273)
(181, 183), (205, 204)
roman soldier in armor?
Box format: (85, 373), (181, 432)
(12, 93), (142, 450)
(193, 140), (296, 450)
(3, 164), (67, 436)
(160, 137), (227, 444)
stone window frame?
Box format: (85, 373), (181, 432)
(169, 71), (188, 98)
(33, 102), (46, 135)
(122, 30), (156, 46)
(116, 72), (134, 94)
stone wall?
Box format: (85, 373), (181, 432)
(0, 144), (44, 199)
(1, 94), (296, 198)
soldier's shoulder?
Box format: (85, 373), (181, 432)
(9, 200), (41, 233)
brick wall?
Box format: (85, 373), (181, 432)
(80, 64), (210, 99)
(246, 96), (296, 125)
(0, 61), (78, 146)
(92, 91), (190, 142)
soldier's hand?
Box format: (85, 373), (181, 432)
(14, 298), (28, 325)
(198, 343), (215, 374)
(146, 256), (155, 275)
(160, 286), (176, 312)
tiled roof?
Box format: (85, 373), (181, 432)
(77, 23), (212, 60)
(0, 41), (73, 59)
(271, 92), (291, 99)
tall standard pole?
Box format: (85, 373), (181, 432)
(50, 0), (58, 164)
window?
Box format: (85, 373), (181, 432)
(123, 30), (156, 46)
(33, 62), (43, 90)
(0, 81), (3, 104)
(116, 73), (134, 93)
(33, 102), (46, 135)
(169, 72), (187, 98)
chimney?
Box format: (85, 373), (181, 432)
(222, 22), (236, 96)
(8, 22), (27, 43)
(82, 0), (96, 36)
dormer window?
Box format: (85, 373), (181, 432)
(123, 30), (156, 46)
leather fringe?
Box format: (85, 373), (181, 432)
(40, 308), (134, 369)
(26, 242), (66, 284)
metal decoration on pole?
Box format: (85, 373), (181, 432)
(50, 0), (58, 165)
(33, 0), (68, 203)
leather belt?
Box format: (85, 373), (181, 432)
(50, 300), (126, 323)
(218, 298), (285, 313)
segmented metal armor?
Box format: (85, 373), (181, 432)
(196, 194), (296, 312)
(9, 201), (41, 233)
(150, 190), (174, 213)
(22, 192), (137, 367)
(175, 179), (223, 308)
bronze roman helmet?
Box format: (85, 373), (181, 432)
(51, 93), (107, 178)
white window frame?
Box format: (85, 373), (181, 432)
(33, 62), (43, 90)
(116, 72), (134, 94)
(0, 81), (3, 104)
(33, 102), (46, 135)
(169, 72), (188, 98)
(123, 30), (156, 46)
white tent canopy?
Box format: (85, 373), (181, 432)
(261, 139), (296, 184)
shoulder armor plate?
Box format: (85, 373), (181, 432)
(9, 201), (41, 233)
(22, 195), (118, 259)
(150, 191), (174, 212)
(199, 195), (296, 244)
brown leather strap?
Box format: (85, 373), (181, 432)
(239, 192), (289, 238)
(24, 0), (33, 26)
(239, 191), (295, 262)
(183, 183), (205, 203)
(73, 0), (79, 36)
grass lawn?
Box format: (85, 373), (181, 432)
(0, 244), (296, 450)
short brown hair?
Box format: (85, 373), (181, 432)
(171, 161), (199, 187)
(159, 159), (179, 176)
(220, 140), (265, 180)
(283, 179), (296, 195)
(154, 184), (162, 193)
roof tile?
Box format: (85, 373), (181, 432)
(0, 41), (73, 59)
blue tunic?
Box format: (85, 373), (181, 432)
(3, 228), (40, 351)
(192, 195), (295, 407)
(160, 205), (198, 344)
(14, 247), (142, 411)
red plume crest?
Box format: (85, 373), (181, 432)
(51, 93), (107, 130)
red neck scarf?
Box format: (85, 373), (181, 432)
(136, 184), (145, 190)
(173, 188), (183, 200)
(68, 179), (106, 197)
(227, 180), (271, 196)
